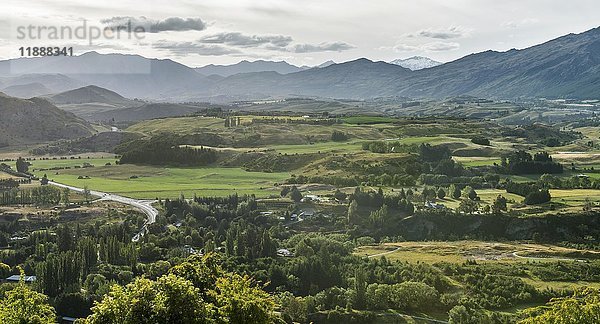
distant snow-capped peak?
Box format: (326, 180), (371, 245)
(389, 56), (442, 70)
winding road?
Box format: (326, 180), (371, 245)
(367, 246), (402, 258)
(49, 181), (158, 242)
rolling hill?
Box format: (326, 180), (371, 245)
(46, 85), (143, 121)
(48, 85), (136, 106)
(0, 93), (94, 145)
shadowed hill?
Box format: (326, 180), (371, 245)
(0, 94), (93, 145)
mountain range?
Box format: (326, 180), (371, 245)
(0, 26), (598, 101)
(206, 27), (600, 99)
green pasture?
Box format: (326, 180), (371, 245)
(32, 163), (289, 199)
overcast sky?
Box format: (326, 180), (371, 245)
(1, 0), (599, 67)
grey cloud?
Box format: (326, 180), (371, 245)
(502, 18), (539, 29)
(392, 44), (419, 52)
(153, 40), (240, 56)
(416, 26), (467, 39)
(421, 41), (460, 51)
(290, 42), (355, 53)
(102, 16), (206, 33)
(199, 32), (293, 48)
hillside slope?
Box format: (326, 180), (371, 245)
(48, 85), (135, 105)
(0, 93), (93, 145)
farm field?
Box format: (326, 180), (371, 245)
(0, 171), (16, 179)
(266, 140), (365, 154)
(355, 241), (600, 263)
(28, 157), (119, 170)
(31, 163), (289, 199)
(434, 188), (600, 212)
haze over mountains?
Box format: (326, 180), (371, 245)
(0, 52), (212, 100)
(0, 27), (598, 102)
(195, 60), (307, 77)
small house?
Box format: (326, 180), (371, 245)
(277, 248), (294, 257)
(5, 275), (37, 283)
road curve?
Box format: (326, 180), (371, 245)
(48, 181), (158, 242)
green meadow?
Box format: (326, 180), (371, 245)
(32, 163), (289, 199)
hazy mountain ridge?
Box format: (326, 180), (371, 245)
(0, 94), (93, 145)
(0, 74), (84, 94)
(210, 59), (412, 99)
(2, 82), (53, 98)
(195, 60), (306, 77)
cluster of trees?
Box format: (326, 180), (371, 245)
(119, 143), (217, 166)
(347, 188), (415, 231)
(461, 273), (538, 309)
(250, 117), (339, 126)
(538, 173), (600, 190)
(505, 181), (539, 197)
(224, 116), (242, 127)
(523, 189), (552, 205)
(16, 157), (30, 174)
(361, 141), (417, 154)
(84, 254), (276, 323)
(331, 131), (349, 142)
(286, 175), (360, 187)
(0, 185), (63, 206)
(502, 151), (563, 174)
(471, 136), (490, 146)
(520, 288), (600, 323)
(419, 173), (499, 188)
(280, 186), (303, 202)
(0, 270), (57, 323)
(0, 179), (20, 191)
(505, 181), (552, 205)
(419, 143), (451, 162)
(1, 254), (276, 323)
